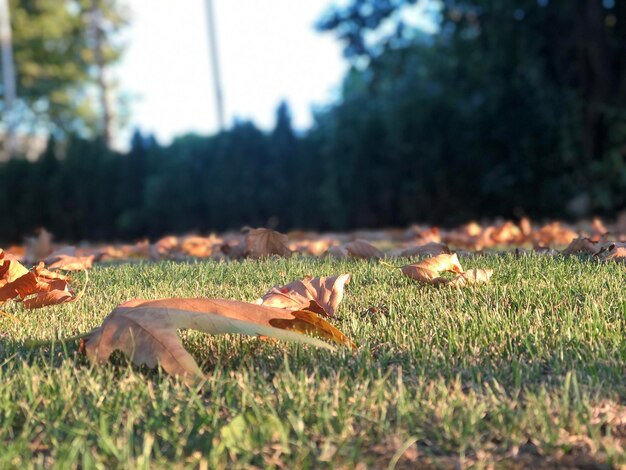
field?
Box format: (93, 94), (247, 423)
(1, 254), (625, 468)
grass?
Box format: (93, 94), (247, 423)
(0, 254), (625, 468)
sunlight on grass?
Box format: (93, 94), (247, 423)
(0, 255), (624, 467)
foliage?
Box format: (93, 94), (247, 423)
(4, 0), (128, 136)
(0, 256), (625, 467)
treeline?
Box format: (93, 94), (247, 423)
(1, 0), (626, 243)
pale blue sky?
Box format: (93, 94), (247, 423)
(117, 0), (348, 145)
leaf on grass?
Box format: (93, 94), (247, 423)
(84, 298), (352, 382)
(447, 269), (494, 287)
(562, 237), (598, 255)
(399, 242), (450, 258)
(49, 255), (94, 271)
(23, 288), (74, 308)
(259, 273), (351, 317)
(594, 243), (626, 263)
(344, 240), (384, 259)
(23, 229), (53, 264)
(0, 251), (79, 308)
(0, 250), (30, 285)
(401, 253), (492, 287)
(0, 272), (38, 301)
(401, 253), (463, 284)
(245, 228), (291, 259)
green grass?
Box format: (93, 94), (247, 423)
(0, 254), (625, 468)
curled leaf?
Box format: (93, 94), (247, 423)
(259, 273), (351, 317)
(344, 240), (384, 259)
(399, 242), (450, 258)
(245, 228), (291, 259)
(401, 253), (463, 285)
(84, 298), (352, 383)
(447, 269), (494, 287)
(562, 237), (598, 255)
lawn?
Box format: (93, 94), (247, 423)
(0, 254), (625, 468)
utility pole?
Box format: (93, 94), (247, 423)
(91, 0), (113, 147)
(205, 0), (225, 131)
(0, 0), (17, 157)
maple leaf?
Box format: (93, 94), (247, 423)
(47, 253), (94, 271)
(321, 239), (385, 259)
(83, 298), (353, 383)
(244, 228), (291, 259)
(258, 273), (351, 317)
(447, 269), (494, 287)
(398, 242), (450, 258)
(399, 253), (493, 287)
(0, 250), (80, 308)
(401, 253), (464, 285)
(0, 249), (30, 285)
(594, 243), (626, 263)
(562, 237), (599, 255)
(345, 239), (384, 259)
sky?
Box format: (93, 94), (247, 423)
(116, 0), (348, 146)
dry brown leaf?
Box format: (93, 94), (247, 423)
(326, 245), (349, 259)
(399, 242), (450, 258)
(23, 288), (74, 309)
(24, 229), (53, 264)
(533, 222), (578, 246)
(491, 221), (525, 244)
(344, 239), (384, 259)
(245, 228), (291, 259)
(0, 251), (79, 308)
(447, 269), (493, 287)
(562, 237), (599, 255)
(519, 217), (532, 238)
(0, 249), (30, 285)
(47, 254), (94, 271)
(401, 253), (463, 285)
(259, 273), (351, 317)
(0, 272), (38, 301)
(594, 243), (626, 263)
(150, 236), (179, 259)
(84, 298), (352, 382)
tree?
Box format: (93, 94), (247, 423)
(317, 0), (626, 219)
(3, 0), (129, 142)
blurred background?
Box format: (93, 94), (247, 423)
(0, 0), (625, 242)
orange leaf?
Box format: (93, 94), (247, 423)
(344, 240), (384, 259)
(399, 242), (450, 258)
(83, 297), (352, 382)
(401, 253), (464, 285)
(447, 269), (493, 287)
(23, 289), (74, 309)
(47, 254), (94, 271)
(245, 228), (291, 259)
(0, 272), (38, 301)
(259, 273), (351, 317)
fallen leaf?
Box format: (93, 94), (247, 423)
(245, 228), (291, 259)
(326, 245), (349, 259)
(84, 298), (352, 382)
(23, 288), (74, 308)
(0, 249), (30, 284)
(533, 222), (577, 246)
(401, 253), (464, 285)
(447, 269), (493, 287)
(344, 239), (384, 259)
(24, 229), (53, 264)
(47, 254), (94, 271)
(562, 237), (598, 255)
(594, 243), (626, 263)
(399, 242), (450, 258)
(0, 272), (38, 301)
(259, 273), (351, 316)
